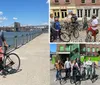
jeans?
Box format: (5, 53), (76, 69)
(56, 70), (62, 80)
(86, 66), (92, 78)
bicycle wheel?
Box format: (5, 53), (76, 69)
(70, 76), (74, 84)
(5, 53), (20, 73)
(73, 28), (79, 38)
(60, 33), (71, 42)
(85, 31), (92, 42)
(59, 78), (67, 85)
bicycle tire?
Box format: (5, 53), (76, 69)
(73, 28), (79, 38)
(60, 32), (71, 42)
(5, 53), (20, 73)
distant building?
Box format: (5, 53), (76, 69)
(14, 22), (20, 31)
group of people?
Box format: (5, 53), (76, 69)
(50, 10), (99, 42)
(54, 57), (96, 81)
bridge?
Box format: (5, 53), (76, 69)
(0, 22), (48, 32)
(0, 31), (49, 85)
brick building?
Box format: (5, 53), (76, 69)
(50, 0), (100, 21)
(75, 0), (100, 20)
(50, 0), (76, 21)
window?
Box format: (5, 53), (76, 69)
(87, 48), (90, 52)
(60, 46), (64, 51)
(65, 46), (70, 52)
(85, 9), (87, 17)
(92, 48), (95, 52)
(83, 47), (86, 52)
(96, 9), (99, 17)
(93, 9), (95, 13)
(96, 48), (99, 52)
(61, 9), (67, 18)
(77, 9), (83, 17)
(92, 0), (96, 3)
(55, 0), (59, 3)
(77, 10), (80, 17)
(54, 10), (60, 18)
(88, 9), (91, 17)
(65, 0), (69, 2)
(81, 0), (85, 3)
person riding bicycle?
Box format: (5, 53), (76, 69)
(54, 16), (61, 41)
(87, 14), (98, 42)
(64, 58), (71, 79)
(0, 30), (8, 70)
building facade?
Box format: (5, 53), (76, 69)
(56, 44), (80, 62)
(50, 0), (76, 21)
(75, 0), (100, 20)
(80, 44), (100, 56)
(50, 0), (100, 21)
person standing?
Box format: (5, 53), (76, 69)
(82, 15), (88, 30)
(64, 58), (71, 78)
(85, 58), (93, 79)
(55, 60), (63, 81)
(76, 58), (81, 69)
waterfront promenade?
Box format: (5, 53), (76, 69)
(0, 33), (49, 85)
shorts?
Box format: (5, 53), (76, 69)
(0, 47), (3, 60)
(87, 27), (96, 36)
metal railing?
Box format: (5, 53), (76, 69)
(4, 29), (43, 52)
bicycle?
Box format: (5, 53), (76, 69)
(70, 69), (81, 85)
(60, 22), (79, 42)
(81, 67), (86, 81)
(0, 46), (20, 76)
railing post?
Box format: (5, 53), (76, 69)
(22, 35), (24, 45)
(14, 36), (17, 49)
(26, 34), (28, 43)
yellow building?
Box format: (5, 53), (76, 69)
(50, 0), (77, 21)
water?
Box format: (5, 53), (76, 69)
(2, 29), (42, 50)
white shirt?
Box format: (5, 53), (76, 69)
(91, 19), (98, 30)
(64, 61), (71, 69)
(83, 61), (87, 67)
(50, 18), (54, 26)
(86, 60), (92, 66)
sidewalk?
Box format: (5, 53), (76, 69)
(0, 33), (49, 85)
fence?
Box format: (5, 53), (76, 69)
(4, 29), (43, 52)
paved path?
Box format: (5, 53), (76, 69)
(50, 62), (100, 85)
(0, 33), (49, 85)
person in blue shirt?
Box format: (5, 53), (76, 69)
(54, 16), (61, 41)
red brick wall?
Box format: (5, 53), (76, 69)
(75, 0), (100, 6)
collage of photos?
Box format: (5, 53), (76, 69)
(50, 0), (100, 85)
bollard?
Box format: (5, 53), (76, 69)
(26, 34), (28, 43)
(14, 36), (18, 49)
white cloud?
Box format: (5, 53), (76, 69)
(41, 22), (48, 25)
(13, 17), (18, 20)
(46, 0), (49, 4)
(0, 11), (3, 15)
(0, 16), (7, 21)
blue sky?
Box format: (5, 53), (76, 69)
(50, 44), (57, 52)
(0, 0), (49, 26)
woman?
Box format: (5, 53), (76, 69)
(55, 60), (63, 81)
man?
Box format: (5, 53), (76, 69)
(0, 30), (8, 70)
(86, 58), (93, 79)
(64, 58), (71, 78)
(50, 13), (54, 26)
(76, 58), (81, 69)
(82, 15), (88, 30)
(87, 14), (98, 42)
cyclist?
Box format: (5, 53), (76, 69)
(87, 14), (98, 42)
(64, 58), (71, 79)
(0, 30), (8, 70)
(54, 16), (61, 41)
(55, 60), (63, 81)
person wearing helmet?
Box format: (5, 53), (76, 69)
(87, 14), (98, 42)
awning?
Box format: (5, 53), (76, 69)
(56, 52), (70, 54)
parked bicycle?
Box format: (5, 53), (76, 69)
(0, 46), (20, 76)
(60, 22), (79, 42)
